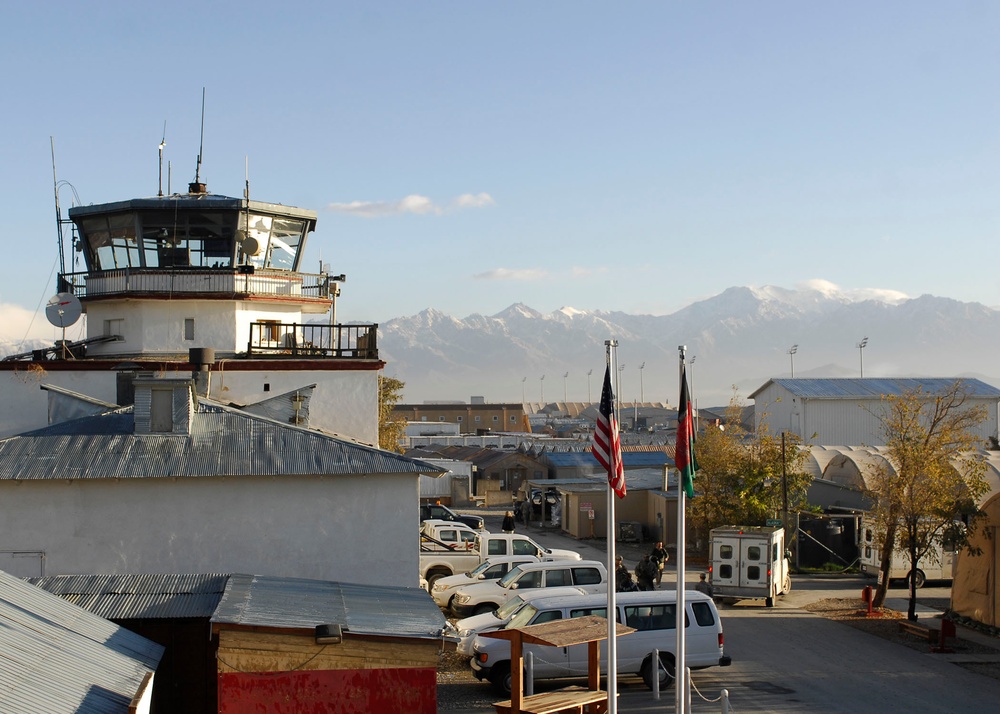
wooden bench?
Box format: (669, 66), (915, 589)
(897, 620), (939, 645)
(493, 686), (608, 714)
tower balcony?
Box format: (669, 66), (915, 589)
(61, 266), (334, 312)
(247, 322), (378, 360)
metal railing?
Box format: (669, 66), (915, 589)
(247, 322), (378, 360)
(60, 267), (333, 300)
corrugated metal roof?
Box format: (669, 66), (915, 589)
(0, 400), (445, 481)
(525, 468), (668, 493)
(543, 451), (669, 468)
(754, 378), (1000, 400)
(27, 573), (228, 620)
(0, 569), (162, 713)
(212, 574), (446, 640)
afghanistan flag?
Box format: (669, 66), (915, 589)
(675, 364), (698, 498)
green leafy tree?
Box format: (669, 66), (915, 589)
(865, 381), (989, 616)
(689, 392), (812, 547)
(378, 375), (407, 453)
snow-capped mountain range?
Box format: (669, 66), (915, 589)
(378, 284), (1000, 408)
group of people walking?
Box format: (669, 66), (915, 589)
(614, 541), (669, 592)
(614, 541), (713, 596)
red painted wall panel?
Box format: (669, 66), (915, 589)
(218, 667), (436, 714)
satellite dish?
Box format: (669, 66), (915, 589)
(241, 234), (262, 256)
(46, 292), (82, 328)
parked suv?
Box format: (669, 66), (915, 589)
(449, 560), (607, 617)
(420, 503), (484, 531)
(431, 556), (540, 609)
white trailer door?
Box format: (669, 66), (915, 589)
(739, 539), (769, 590)
(711, 539), (739, 589)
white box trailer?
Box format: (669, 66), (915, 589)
(858, 518), (955, 588)
(709, 526), (791, 607)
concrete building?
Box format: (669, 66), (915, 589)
(395, 400), (527, 434)
(0, 377), (442, 585)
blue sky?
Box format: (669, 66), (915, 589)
(3, 1), (1000, 343)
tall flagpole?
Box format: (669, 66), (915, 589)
(604, 339), (619, 713)
(675, 345), (688, 714)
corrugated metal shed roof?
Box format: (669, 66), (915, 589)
(0, 569), (162, 713)
(525, 468), (668, 493)
(751, 378), (1000, 400)
(27, 573), (228, 620)
(212, 574), (446, 640)
(0, 400), (445, 481)
(542, 451), (670, 468)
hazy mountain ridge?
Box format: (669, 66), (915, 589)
(379, 286), (1000, 406)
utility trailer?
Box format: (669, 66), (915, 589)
(709, 526), (791, 607)
(859, 517), (955, 588)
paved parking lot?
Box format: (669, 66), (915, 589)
(441, 510), (1000, 712)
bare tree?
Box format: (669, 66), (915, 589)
(865, 381), (989, 617)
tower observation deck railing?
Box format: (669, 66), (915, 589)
(60, 267), (333, 300)
(247, 322), (378, 360)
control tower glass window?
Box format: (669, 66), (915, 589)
(82, 210), (239, 271)
(82, 214), (140, 269)
(240, 213), (306, 271)
(140, 211), (237, 269)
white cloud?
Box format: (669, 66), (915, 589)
(473, 268), (548, 281)
(570, 266), (609, 278)
(797, 279), (909, 304)
(451, 193), (495, 209)
(0, 302), (74, 350)
(327, 192), (495, 217)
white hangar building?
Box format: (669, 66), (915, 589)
(749, 378), (1000, 446)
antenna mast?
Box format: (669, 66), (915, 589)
(191, 88), (206, 193)
(158, 121), (166, 197)
(50, 137), (66, 275)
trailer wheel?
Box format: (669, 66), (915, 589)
(782, 573), (792, 594)
(907, 569), (926, 589)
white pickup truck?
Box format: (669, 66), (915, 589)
(420, 520), (580, 587)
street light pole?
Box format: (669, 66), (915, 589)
(639, 362), (645, 403)
(788, 344), (798, 378)
(521, 376), (526, 403)
(587, 369), (593, 403)
(540, 375), (545, 402)
(857, 337), (868, 378)
(563, 372), (569, 402)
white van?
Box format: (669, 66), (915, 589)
(470, 590), (730, 694)
(445, 586), (589, 657)
(449, 560), (608, 618)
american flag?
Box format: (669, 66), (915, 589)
(593, 365), (626, 498)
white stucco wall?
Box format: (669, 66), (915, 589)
(0, 473), (419, 587)
(207, 369), (379, 445)
(84, 301), (312, 356)
(0, 366), (378, 444)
